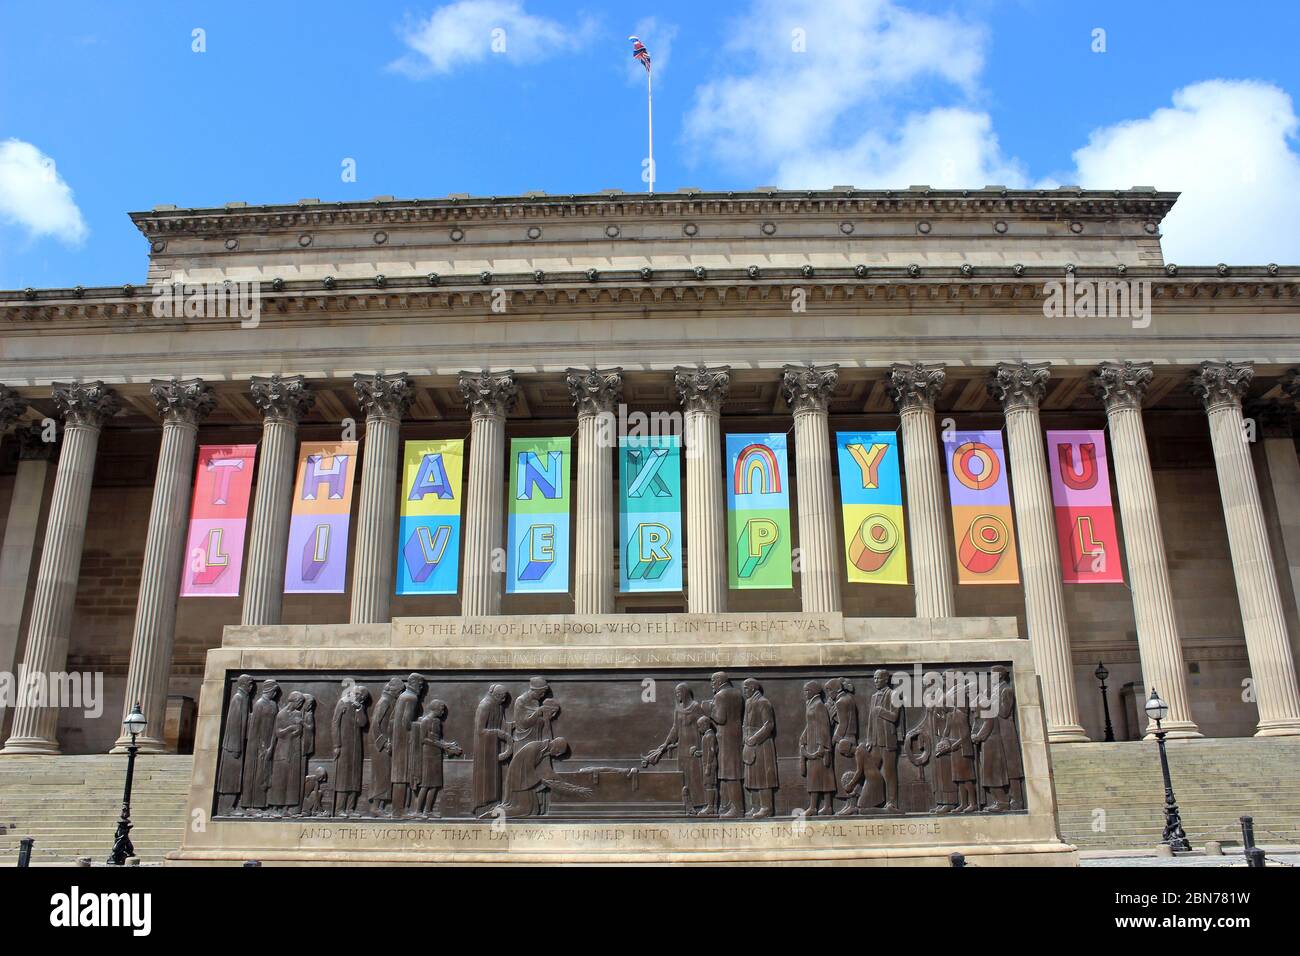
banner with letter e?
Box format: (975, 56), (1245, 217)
(507, 437), (571, 593)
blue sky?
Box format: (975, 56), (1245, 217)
(3, 0), (1300, 288)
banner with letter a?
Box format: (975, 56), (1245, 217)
(180, 444), (256, 597)
(284, 441), (358, 594)
(507, 437), (571, 593)
(1047, 429), (1123, 583)
(836, 432), (907, 585)
(397, 439), (464, 595)
(619, 434), (682, 593)
(726, 433), (792, 589)
(943, 430), (1020, 585)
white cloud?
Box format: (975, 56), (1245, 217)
(390, 0), (591, 77)
(0, 139), (87, 245)
(684, 0), (986, 176)
(1070, 80), (1300, 264)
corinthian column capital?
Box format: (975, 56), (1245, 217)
(781, 362), (839, 414)
(149, 377), (215, 426)
(458, 370), (517, 420)
(15, 421), (57, 460)
(988, 361), (1051, 412)
(1189, 360), (1254, 412)
(249, 374), (315, 423)
(51, 381), (121, 428)
(353, 372), (414, 423)
(674, 364), (730, 414)
(887, 362), (945, 411)
(0, 385), (27, 431)
(565, 367), (623, 417)
(1089, 360), (1153, 412)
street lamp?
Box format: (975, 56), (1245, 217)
(1094, 662), (1115, 742)
(1143, 689), (1190, 853)
(107, 703), (146, 866)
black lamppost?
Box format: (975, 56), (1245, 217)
(1144, 689), (1190, 853)
(107, 703), (146, 866)
(1094, 662), (1115, 742)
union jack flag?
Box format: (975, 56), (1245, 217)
(629, 35), (651, 73)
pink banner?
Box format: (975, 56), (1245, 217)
(180, 444), (257, 597)
(1046, 429), (1124, 584)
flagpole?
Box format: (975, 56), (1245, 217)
(647, 66), (654, 194)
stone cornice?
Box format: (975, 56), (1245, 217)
(988, 361), (1050, 412)
(127, 187), (1180, 239)
(149, 377), (216, 426)
(780, 362), (839, 414)
(1189, 360), (1254, 411)
(353, 371), (414, 423)
(565, 367), (623, 417)
(4, 268), (1299, 325)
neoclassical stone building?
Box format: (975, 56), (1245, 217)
(1, 187), (1298, 755)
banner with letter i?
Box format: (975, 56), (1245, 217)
(397, 439), (464, 595)
(180, 444), (256, 597)
(726, 433), (792, 589)
(836, 432), (908, 584)
(1047, 429), (1124, 583)
(284, 441), (358, 594)
(619, 434), (682, 593)
(507, 437), (571, 593)
(943, 430), (1020, 584)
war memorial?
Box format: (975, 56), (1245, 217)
(1, 187), (1299, 865)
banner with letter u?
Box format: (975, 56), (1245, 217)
(507, 437), (571, 593)
(836, 432), (907, 585)
(943, 430), (1020, 584)
(726, 433), (792, 589)
(180, 444), (256, 597)
(397, 439), (464, 595)
(619, 434), (682, 593)
(1047, 429), (1124, 583)
(284, 441), (358, 594)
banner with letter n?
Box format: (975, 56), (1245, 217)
(726, 433), (792, 589)
(619, 434), (682, 593)
(836, 431), (908, 585)
(507, 437), (571, 593)
(943, 430), (1020, 585)
(1047, 429), (1124, 583)
(397, 439), (464, 595)
(284, 441), (358, 594)
(180, 444), (256, 597)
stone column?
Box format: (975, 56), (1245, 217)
(989, 362), (1088, 742)
(241, 375), (314, 626)
(2, 382), (120, 755)
(781, 363), (842, 613)
(888, 362), (954, 618)
(1263, 377), (1300, 674)
(459, 371), (517, 616)
(675, 365), (730, 614)
(567, 368), (623, 615)
(114, 379), (215, 753)
(1089, 361), (1199, 737)
(350, 373), (414, 624)
(1190, 361), (1300, 736)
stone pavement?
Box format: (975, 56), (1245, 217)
(1080, 846), (1299, 867)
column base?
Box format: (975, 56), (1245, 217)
(0, 736), (61, 755)
(1254, 717), (1300, 737)
(109, 734), (169, 754)
(1143, 719), (1202, 740)
(1046, 726), (1091, 744)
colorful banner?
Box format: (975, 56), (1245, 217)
(943, 430), (1020, 585)
(180, 444), (256, 597)
(1047, 429), (1124, 583)
(397, 439), (464, 595)
(619, 434), (682, 593)
(726, 433), (792, 589)
(507, 437), (571, 594)
(284, 441), (358, 594)
(836, 432), (908, 585)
